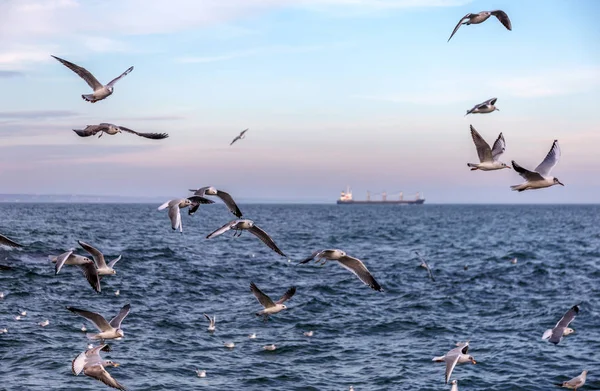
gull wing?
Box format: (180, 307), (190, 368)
(448, 13), (471, 42)
(78, 240), (107, 269)
(534, 140), (560, 176)
(444, 353), (462, 384)
(470, 125), (493, 162)
(54, 250), (74, 274)
(73, 124), (107, 137)
(67, 307), (112, 332)
(215, 190), (243, 218)
(548, 305), (579, 344)
(491, 132), (506, 161)
(203, 313), (214, 326)
(230, 135), (242, 146)
(51, 55), (103, 91)
(72, 351), (87, 376)
(337, 255), (383, 291)
(106, 66), (134, 87)
(108, 255), (122, 269)
(117, 126), (168, 140)
(206, 220), (236, 239)
(250, 282), (276, 309)
(240, 128), (249, 137)
(485, 97), (498, 106)
(415, 251), (435, 281)
(490, 10), (512, 30)
(84, 364), (127, 391)
(0, 233), (22, 248)
(247, 224), (286, 257)
(109, 303), (131, 329)
(299, 250), (323, 264)
(275, 286), (296, 304)
(187, 195), (214, 205)
(511, 161), (544, 181)
(77, 262), (101, 293)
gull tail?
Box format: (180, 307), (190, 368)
(86, 332), (100, 340)
(432, 356), (445, 362)
(81, 94), (95, 103)
(542, 329), (553, 340)
(510, 184), (526, 192)
(467, 163), (479, 171)
(157, 201), (170, 211)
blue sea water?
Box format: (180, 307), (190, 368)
(0, 203), (599, 391)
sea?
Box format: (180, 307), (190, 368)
(0, 203), (599, 391)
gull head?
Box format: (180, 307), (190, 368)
(332, 249), (346, 259)
(564, 327), (575, 336)
(107, 86), (114, 94)
(116, 329), (125, 338)
(206, 187), (217, 195)
(181, 199), (193, 208)
(105, 361), (120, 368)
(109, 269), (117, 275)
(279, 304), (287, 310)
(468, 355), (476, 364)
(83, 257), (93, 263)
(553, 177), (564, 186)
(501, 162), (510, 169)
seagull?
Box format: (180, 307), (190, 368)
(299, 249), (383, 291)
(72, 344), (125, 390)
(204, 314), (215, 332)
(158, 196), (213, 232)
(51, 55), (133, 103)
(196, 369), (207, 378)
(115, 290), (120, 297)
(19, 310), (26, 317)
(263, 344), (277, 351)
(224, 342), (235, 349)
(0, 233), (22, 248)
(250, 282), (296, 320)
(467, 125), (509, 171)
(14, 315), (21, 321)
(188, 186), (243, 217)
(303, 331), (314, 337)
(67, 304), (131, 341)
(511, 140), (564, 191)
(39, 320), (50, 327)
(0, 328), (7, 334)
(78, 240), (121, 276)
(0, 292), (4, 299)
(542, 304), (579, 344)
(248, 333), (257, 339)
(349, 386), (355, 391)
(416, 251), (435, 281)
(81, 324), (88, 332)
(556, 370), (588, 390)
(230, 128), (249, 146)
(73, 123), (168, 140)
(448, 10), (512, 42)
(510, 257), (517, 264)
(465, 98), (499, 116)
(451, 380), (458, 391)
(432, 342), (477, 384)
(50, 250), (101, 293)
(206, 219), (286, 257)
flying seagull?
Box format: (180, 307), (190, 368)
(188, 186), (243, 217)
(432, 342), (477, 384)
(465, 98), (499, 116)
(158, 196), (214, 232)
(78, 240), (121, 276)
(206, 219), (286, 257)
(51, 55), (133, 103)
(230, 128), (249, 146)
(299, 249), (383, 291)
(415, 251), (435, 281)
(467, 125), (509, 171)
(511, 140), (564, 191)
(66, 304), (131, 341)
(0, 233), (22, 248)
(250, 282), (296, 320)
(50, 250), (101, 293)
(556, 370), (588, 390)
(73, 123), (168, 140)
(542, 304), (579, 344)
(448, 10), (512, 42)
(204, 314), (215, 332)
(72, 344), (126, 390)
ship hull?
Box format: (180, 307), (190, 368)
(336, 199), (425, 205)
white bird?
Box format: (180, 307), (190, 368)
(230, 128), (249, 146)
(542, 304), (579, 344)
(73, 123), (168, 139)
(188, 186), (243, 217)
(299, 249), (383, 291)
(250, 282), (296, 320)
(416, 251), (435, 281)
(67, 304), (131, 341)
(115, 290), (120, 297)
(0, 233), (23, 248)
(432, 342), (477, 384)
(196, 369), (207, 378)
(0, 292), (4, 299)
(204, 314), (216, 332)
(263, 344), (277, 351)
(50, 250), (101, 293)
(207, 219), (286, 257)
(556, 370), (588, 390)
(467, 125), (510, 171)
(224, 342), (235, 349)
(77, 240), (121, 276)
(19, 311), (26, 317)
(158, 196), (213, 232)
(14, 316), (21, 321)
(511, 140), (564, 191)
(71, 344), (125, 390)
(448, 10), (512, 42)
(51, 55), (133, 103)
(465, 98), (500, 116)
(248, 333), (257, 339)
(510, 258), (517, 264)
(451, 379), (459, 391)
(81, 324), (88, 332)
(349, 386), (355, 391)
(303, 331), (314, 337)
(0, 328), (7, 334)
(39, 320), (50, 327)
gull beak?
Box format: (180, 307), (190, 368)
(505, 166), (511, 169)
(558, 181), (565, 186)
(112, 362), (120, 367)
(471, 359), (477, 364)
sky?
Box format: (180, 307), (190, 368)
(0, 0), (598, 203)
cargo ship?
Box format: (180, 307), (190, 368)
(336, 186), (425, 205)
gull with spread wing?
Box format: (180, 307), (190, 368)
(206, 219), (286, 256)
(467, 125), (509, 171)
(448, 10), (512, 42)
(158, 196), (214, 233)
(188, 186), (243, 217)
(72, 344), (126, 390)
(542, 304), (579, 344)
(0, 233), (22, 248)
(465, 98), (499, 115)
(67, 304), (131, 341)
(73, 123), (168, 140)
(432, 342), (477, 384)
(299, 249), (383, 291)
(204, 314), (216, 332)
(250, 282), (296, 320)
(511, 140), (564, 191)
(77, 240), (122, 276)
(51, 55), (133, 103)
(416, 251), (435, 281)
(50, 250), (101, 293)
(230, 128), (249, 146)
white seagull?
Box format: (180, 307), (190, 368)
(511, 140), (564, 191)
(542, 304), (579, 344)
(196, 369), (207, 378)
(72, 344), (125, 390)
(51, 55), (133, 103)
(467, 125), (509, 171)
(248, 333), (257, 339)
(304, 331), (314, 337)
(432, 342), (477, 384)
(263, 344), (277, 351)
(204, 314), (216, 332)
(50, 250), (101, 293)
(67, 304), (131, 341)
(556, 370), (588, 390)
(39, 320), (50, 327)
(451, 379), (459, 391)
(188, 186), (243, 217)
(158, 196), (214, 232)
(415, 251), (435, 281)
(0, 233), (22, 248)
(206, 219), (286, 257)
(465, 98), (499, 116)
(299, 249), (383, 291)
(448, 10), (512, 42)
(230, 128), (249, 146)
(250, 282), (296, 320)
(73, 123), (168, 140)
(77, 240), (121, 276)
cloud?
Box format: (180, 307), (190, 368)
(115, 115), (187, 121)
(0, 70), (24, 78)
(0, 110), (80, 120)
